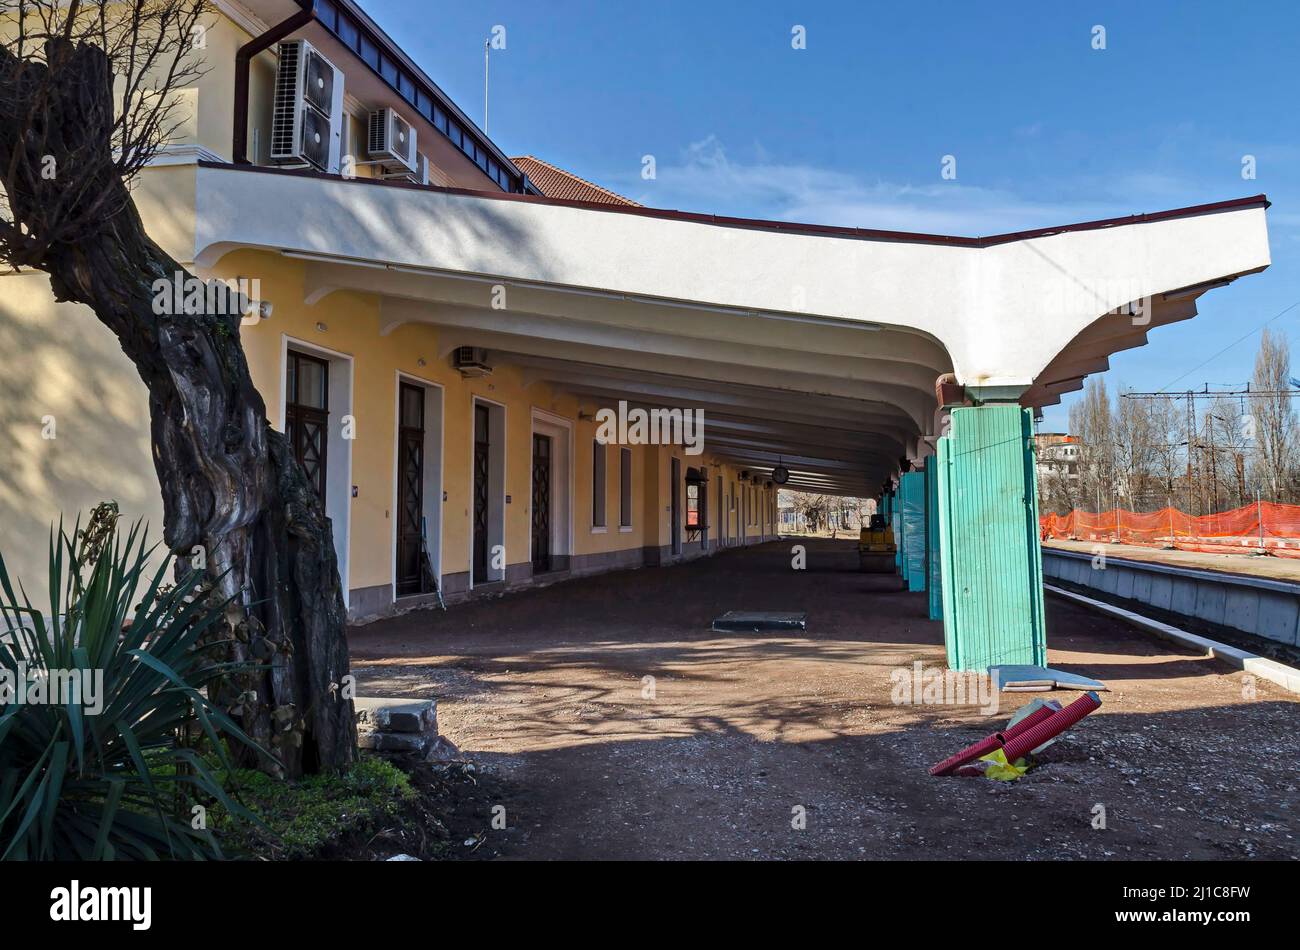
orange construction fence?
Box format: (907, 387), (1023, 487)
(1040, 501), (1300, 558)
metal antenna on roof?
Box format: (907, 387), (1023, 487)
(483, 37), (490, 134)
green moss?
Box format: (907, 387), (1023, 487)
(213, 755), (417, 859)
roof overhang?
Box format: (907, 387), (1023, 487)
(192, 162), (1271, 495)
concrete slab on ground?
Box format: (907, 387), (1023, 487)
(712, 610), (808, 632)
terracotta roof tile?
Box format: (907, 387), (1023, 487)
(512, 155), (641, 206)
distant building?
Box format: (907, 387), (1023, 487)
(1035, 433), (1082, 484)
(778, 495), (798, 530)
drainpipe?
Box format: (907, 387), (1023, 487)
(232, 5), (317, 165)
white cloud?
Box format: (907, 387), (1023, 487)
(620, 136), (1119, 236)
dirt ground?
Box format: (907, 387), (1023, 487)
(1045, 539), (1300, 582)
(350, 540), (1299, 860)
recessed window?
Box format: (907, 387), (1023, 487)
(619, 448), (632, 528)
(337, 16), (359, 50)
(592, 440), (607, 528)
(317, 0), (338, 30)
(359, 36), (378, 69)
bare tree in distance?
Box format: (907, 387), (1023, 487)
(786, 491), (829, 533)
(1251, 327), (1295, 501)
(1069, 376), (1115, 513)
(780, 491), (877, 535)
(0, 0), (355, 776)
(1050, 326), (1300, 521)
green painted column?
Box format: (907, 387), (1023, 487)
(925, 462), (943, 620)
(936, 403), (1046, 671)
(884, 489), (901, 570)
(900, 471), (926, 591)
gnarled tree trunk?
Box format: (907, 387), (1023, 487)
(0, 36), (355, 776)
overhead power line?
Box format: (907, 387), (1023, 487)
(1156, 298), (1300, 393)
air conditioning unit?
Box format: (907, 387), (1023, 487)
(415, 153), (431, 185)
(453, 346), (492, 378)
(271, 39), (344, 173)
(367, 107), (417, 173)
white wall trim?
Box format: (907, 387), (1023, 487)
(212, 0), (269, 39)
(147, 143), (228, 167)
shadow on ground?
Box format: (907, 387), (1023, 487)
(351, 540), (1299, 860)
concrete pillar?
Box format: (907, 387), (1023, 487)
(900, 471), (926, 592)
(935, 402), (1046, 671)
(887, 488), (902, 571)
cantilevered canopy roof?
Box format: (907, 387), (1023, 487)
(194, 162), (1270, 496)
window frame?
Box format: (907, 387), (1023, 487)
(592, 439), (607, 529)
(619, 447), (633, 529)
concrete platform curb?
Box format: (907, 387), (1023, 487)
(1045, 583), (1300, 695)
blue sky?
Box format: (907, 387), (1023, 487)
(368, 0), (1300, 431)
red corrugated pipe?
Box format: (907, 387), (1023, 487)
(928, 702), (1059, 776)
(999, 691), (1101, 763)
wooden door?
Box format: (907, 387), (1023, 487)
(473, 404), (490, 582)
(285, 350), (329, 504)
(531, 433), (552, 573)
(396, 382), (425, 596)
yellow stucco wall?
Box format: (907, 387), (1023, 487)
(0, 7), (782, 613)
(214, 248), (779, 592)
(0, 165), (196, 604)
(0, 167), (779, 612)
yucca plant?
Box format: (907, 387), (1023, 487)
(0, 504), (269, 859)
